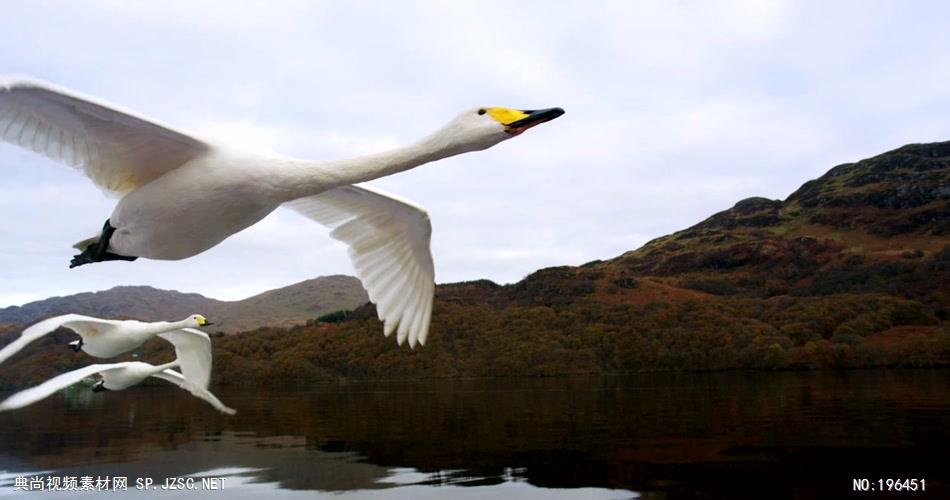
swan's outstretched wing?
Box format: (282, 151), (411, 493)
(286, 185), (435, 347)
(157, 328), (212, 389)
(0, 314), (117, 365)
(0, 76), (209, 195)
(0, 363), (130, 411)
(152, 369), (236, 415)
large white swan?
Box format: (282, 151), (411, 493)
(0, 77), (564, 348)
(0, 328), (235, 414)
(0, 314), (212, 372)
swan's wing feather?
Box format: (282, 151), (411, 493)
(0, 314), (115, 365)
(0, 76), (210, 195)
(286, 185), (435, 347)
(152, 369), (236, 415)
(151, 368), (185, 386)
(156, 328), (212, 389)
(0, 363), (129, 411)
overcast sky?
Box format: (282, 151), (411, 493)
(2, 0), (950, 306)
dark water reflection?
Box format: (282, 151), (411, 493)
(0, 370), (948, 499)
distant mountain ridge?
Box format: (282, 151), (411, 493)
(0, 275), (368, 333)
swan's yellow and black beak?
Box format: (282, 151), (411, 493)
(487, 107), (565, 136)
(197, 315), (214, 326)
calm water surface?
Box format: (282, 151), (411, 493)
(0, 370), (947, 499)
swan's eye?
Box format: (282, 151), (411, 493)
(477, 108), (486, 115)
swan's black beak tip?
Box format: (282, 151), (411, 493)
(522, 107), (565, 122)
(506, 107), (565, 135)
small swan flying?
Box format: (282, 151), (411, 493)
(0, 328), (234, 414)
(0, 77), (564, 347)
(0, 314), (212, 365)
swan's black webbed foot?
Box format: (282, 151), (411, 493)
(69, 219), (138, 268)
(91, 380), (109, 392)
(68, 339), (83, 352)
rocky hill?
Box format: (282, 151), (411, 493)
(412, 143), (948, 310)
(0, 286), (223, 326)
(0, 275), (367, 333)
(600, 141), (950, 298)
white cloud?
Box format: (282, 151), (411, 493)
(2, 1), (950, 305)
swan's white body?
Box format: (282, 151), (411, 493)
(0, 329), (235, 415)
(0, 76), (563, 347)
(109, 149), (289, 259)
(0, 313), (211, 363)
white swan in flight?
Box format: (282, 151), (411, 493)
(0, 314), (213, 371)
(0, 77), (564, 348)
(0, 328), (235, 414)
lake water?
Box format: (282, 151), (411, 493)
(0, 370), (947, 499)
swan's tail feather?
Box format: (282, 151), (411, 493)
(72, 234), (100, 251)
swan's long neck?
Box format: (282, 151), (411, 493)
(275, 130), (467, 201)
(142, 320), (189, 336)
